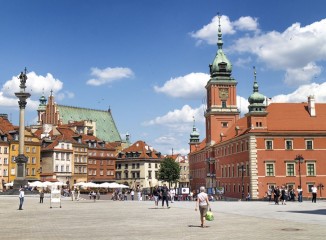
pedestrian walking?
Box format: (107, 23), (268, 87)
(297, 186), (303, 202)
(274, 186), (280, 205)
(153, 186), (159, 208)
(71, 188), (75, 201)
(76, 189), (80, 201)
(170, 188), (175, 203)
(18, 187), (25, 210)
(195, 186), (210, 228)
(39, 190), (44, 203)
(96, 190), (100, 200)
(130, 189), (135, 201)
(267, 187), (272, 202)
(311, 185), (317, 203)
(161, 184), (170, 208)
(137, 187), (142, 201)
(281, 186), (287, 205)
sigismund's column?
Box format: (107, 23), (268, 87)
(13, 68), (31, 189)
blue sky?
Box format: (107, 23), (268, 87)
(1, 0), (326, 155)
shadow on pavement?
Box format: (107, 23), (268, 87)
(284, 209), (326, 215)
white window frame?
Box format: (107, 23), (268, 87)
(306, 162), (316, 176)
(265, 162), (275, 176)
(285, 140), (293, 150)
(305, 140), (314, 150)
(265, 140), (273, 150)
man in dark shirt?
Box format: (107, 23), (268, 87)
(161, 184), (170, 208)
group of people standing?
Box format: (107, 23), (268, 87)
(152, 184), (176, 208)
(267, 185), (318, 204)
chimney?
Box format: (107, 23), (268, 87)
(308, 95), (316, 117)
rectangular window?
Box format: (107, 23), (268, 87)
(26, 168), (29, 176)
(148, 163), (151, 168)
(265, 140), (273, 150)
(32, 157), (36, 164)
(221, 122), (228, 128)
(286, 163), (295, 176)
(61, 165), (64, 172)
(307, 163), (315, 176)
(307, 184), (314, 193)
(266, 163), (275, 176)
(32, 147), (36, 153)
(66, 166), (69, 172)
(306, 140), (313, 150)
(148, 170), (152, 179)
(4, 147), (8, 154)
(31, 168), (35, 176)
(100, 170), (104, 176)
(222, 101), (227, 108)
(285, 140), (293, 150)
(136, 163), (140, 169)
(55, 165), (58, 172)
(4, 158), (8, 164)
(155, 171), (158, 179)
(26, 147), (30, 152)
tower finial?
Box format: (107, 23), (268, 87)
(253, 66), (257, 83)
(217, 13), (223, 50)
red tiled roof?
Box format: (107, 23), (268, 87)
(121, 140), (161, 159)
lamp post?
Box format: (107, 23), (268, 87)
(238, 164), (246, 200)
(294, 154), (304, 188)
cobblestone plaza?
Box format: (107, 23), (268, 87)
(0, 195), (325, 240)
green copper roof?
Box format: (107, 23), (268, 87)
(38, 94), (47, 111)
(57, 105), (121, 142)
(248, 67), (266, 113)
(210, 15), (232, 78)
(190, 118), (200, 143)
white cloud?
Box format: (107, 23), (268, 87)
(231, 19), (326, 85)
(143, 104), (205, 128)
(0, 71), (65, 110)
(190, 15), (258, 45)
(237, 95), (250, 115)
(271, 82), (326, 103)
(56, 91), (75, 101)
(284, 62), (322, 86)
(154, 72), (209, 99)
(233, 16), (259, 31)
(1, 71), (63, 98)
(86, 67), (134, 86)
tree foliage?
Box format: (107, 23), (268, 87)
(158, 157), (180, 187)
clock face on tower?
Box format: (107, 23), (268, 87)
(219, 88), (229, 99)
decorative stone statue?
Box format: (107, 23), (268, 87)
(18, 68), (27, 90)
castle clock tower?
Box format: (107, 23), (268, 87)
(205, 15), (240, 146)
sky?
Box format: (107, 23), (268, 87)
(1, 0), (326, 155)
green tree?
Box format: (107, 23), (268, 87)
(158, 157), (180, 187)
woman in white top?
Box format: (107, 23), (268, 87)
(195, 186), (210, 228)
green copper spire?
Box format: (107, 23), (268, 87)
(248, 67), (266, 113)
(190, 116), (200, 143)
(209, 14), (232, 78)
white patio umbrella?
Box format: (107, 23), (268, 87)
(108, 182), (123, 188)
(83, 182), (100, 188)
(4, 182), (13, 187)
(52, 181), (67, 187)
(74, 182), (86, 187)
(28, 181), (46, 188)
(118, 184), (129, 189)
(99, 182), (111, 188)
